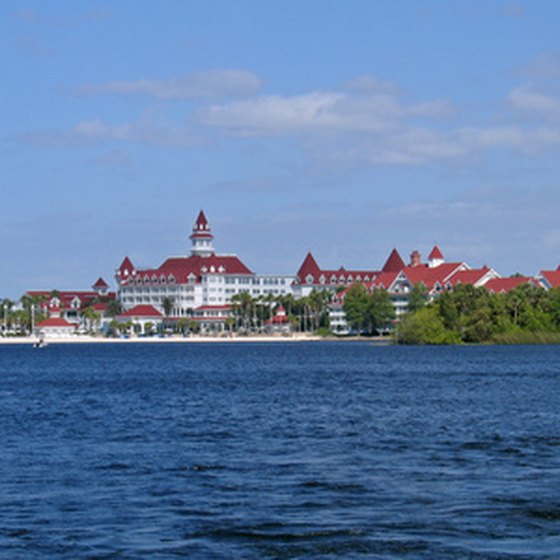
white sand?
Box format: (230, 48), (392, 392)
(0, 334), (322, 345)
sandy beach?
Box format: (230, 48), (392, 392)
(0, 334), (323, 345)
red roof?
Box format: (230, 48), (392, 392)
(428, 245), (444, 260)
(93, 277), (109, 288)
(36, 317), (75, 329)
(126, 254), (253, 286)
(540, 270), (560, 288)
(484, 277), (535, 293)
(381, 249), (405, 273)
(447, 267), (493, 287)
(119, 305), (163, 318)
(117, 257), (135, 278)
(26, 290), (116, 310)
(371, 271), (399, 290)
(401, 262), (466, 291)
(190, 210), (214, 240)
(194, 210), (209, 230)
(295, 252), (378, 285)
(296, 252), (321, 282)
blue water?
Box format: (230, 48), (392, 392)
(1, 342), (560, 559)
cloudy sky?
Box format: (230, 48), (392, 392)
(2, 0), (560, 297)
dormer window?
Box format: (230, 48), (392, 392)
(210, 265), (215, 273)
(168, 274), (176, 284)
(356, 275), (362, 282)
(201, 266), (208, 273)
(331, 275), (337, 284)
(143, 276), (150, 284)
(187, 273), (196, 284)
(151, 275), (158, 284)
(306, 274), (314, 284)
(319, 275), (326, 284)
(160, 275), (167, 285)
(218, 266), (225, 273)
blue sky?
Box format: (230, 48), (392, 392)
(2, 0), (560, 297)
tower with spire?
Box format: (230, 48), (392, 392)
(189, 210), (215, 257)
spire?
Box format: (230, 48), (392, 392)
(296, 252), (321, 283)
(381, 248), (405, 273)
(428, 245), (445, 268)
(92, 277), (109, 294)
(116, 257), (135, 280)
(189, 210), (215, 257)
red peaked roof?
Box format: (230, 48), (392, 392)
(194, 210), (209, 230)
(119, 305), (163, 318)
(540, 270), (560, 288)
(26, 290), (116, 310)
(93, 277), (109, 288)
(381, 249), (405, 273)
(134, 254), (253, 281)
(296, 252), (321, 281)
(36, 317), (75, 329)
(428, 245), (444, 260)
(117, 257), (135, 277)
(401, 262), (466, 290)
(484, 276), (534, 293)
(447, 267), (493, 287)
(190, 210), (213, 240)
(371, 271), (399, 289)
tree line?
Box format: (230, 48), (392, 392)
(396, 283), (560, 344)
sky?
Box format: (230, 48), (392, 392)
(2, 0), (560, 298)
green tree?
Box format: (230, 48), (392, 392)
(407, 283), (428, 314)
(343, 284), (371, 334)
(396, 306), (461, 345)
(369, 288), (395, 334)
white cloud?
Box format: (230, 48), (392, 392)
(75, 70), (261, 99)
(198, 89), (453, 137)
(23, 118), (202, 148)
(509, 84), (560, 120)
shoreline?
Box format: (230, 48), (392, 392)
(0, 334), (323, 345)
(0, 334), (393, 345)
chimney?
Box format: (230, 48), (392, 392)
(410, 250), (421, 267)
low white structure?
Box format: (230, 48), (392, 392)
(34, 305), (76, 338)
(116, 304), (163, 335)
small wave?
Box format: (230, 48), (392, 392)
(298, 480), (368, 493)
(93, 462), (131, 471)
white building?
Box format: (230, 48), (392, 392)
(116, 211), (295, 326)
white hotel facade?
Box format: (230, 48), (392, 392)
(116, 211), (295, 319)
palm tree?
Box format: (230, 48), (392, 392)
(105, 299), (123, 318)
(81, 306), (101, 334)
(161, 296), (174, 318)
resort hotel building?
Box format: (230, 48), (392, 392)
(115, 211), (295, 327)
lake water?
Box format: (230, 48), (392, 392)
(1, 342), (560, 559)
